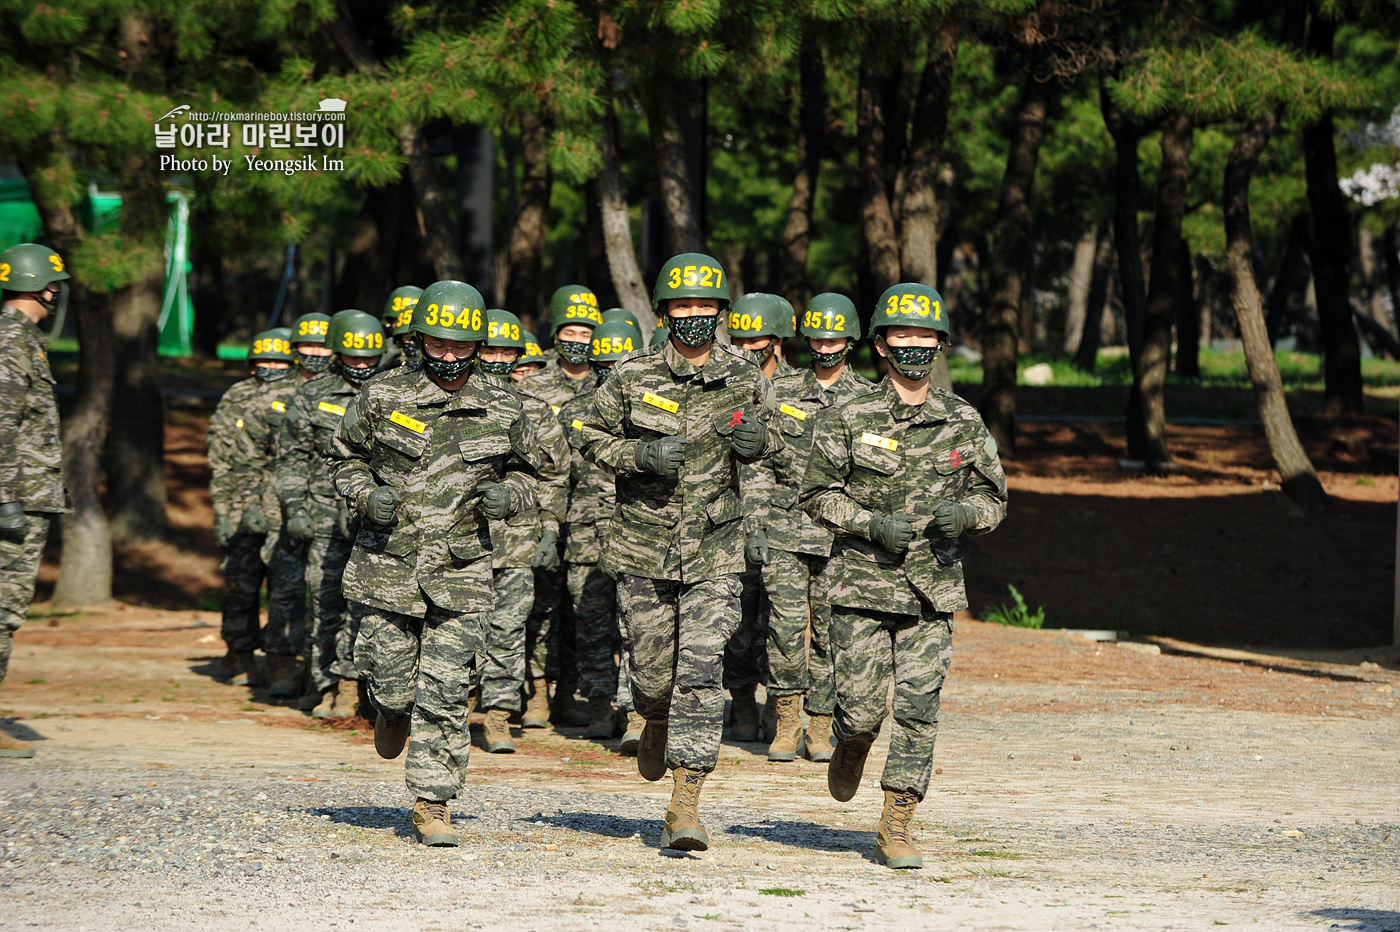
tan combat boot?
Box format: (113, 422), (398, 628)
(805, 713), (834, 763)
(328, 677), (358, 718)
(0, 729), (35, 758)
(728, 685), (760, 742)
(374, 711), (411, 760)
(765, 694), (804, 762)
(761, 692), (777, 743)
(827, 736), (872, 802)
(637, 718), (668, 782)
(522, 677), (550, 728)
(310, 686), (338, 719)
(550, 679), (590, 726)
(229, 651), (264, 688)
(661, 768), (709, 851)
(876, 790), (924, 869)
(482, 708), (516, 753)
(411, 798), (459, 847)
(619, 711), (646, 756)
(583, 697), (616, 740)
(266, 655), (301, 698)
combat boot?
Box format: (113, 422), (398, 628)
(374, 711), (411, 760)
(876, 790), (924, 869)
(328, 677), (358, 719)
(230, 651), (265, 688)
(805, 713), (834, 763)
(828, 736), (872, 802)
(522, 677), (550, 728)
(765, 694), (804, 762)
(483, 708), (516, 753)
(468, 691), (485, 731)
(637, 718), (668, 782)
(762, 692), (777, 743)
(728, 684), (760, 742)
(218, 649), (237, 678)
(267, 655), (301, 699)
(0, 729), (35, 758)
(583, 697), (615, 740)
(619, 711), (646, 756)
(550, 679), (590, 727)
(310, 686), (338, 720)
(661, 768), (709, 851)
(411, 798), (459, 847)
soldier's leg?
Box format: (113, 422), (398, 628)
(615, 574), (680, 724)
(262, 532), (307, 657)
(406, 604), (483, 801)
(220, 532), (267, 654)
(524, 566), (565, 681)
(722, 569), (766, 691)
(303, 534), (339, 692)
(570, 563), (618, 700)
(479, 568), (534, 713)
(761, 549), (811, 699)
(319, 531), (356, 685)
(805, 555), (837, 716)
(668, 574), (744, 774)
(615, 647), (634, 710)
(354, 607), (422, 723)
(0, 514), (49, 685)
(829, 606), (898, 748)
(880, 609), (954, 800)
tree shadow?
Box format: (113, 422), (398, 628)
(1309, 908), (1400, 932)
(725, 819), (876, 861)
(308, 805), (413, 839)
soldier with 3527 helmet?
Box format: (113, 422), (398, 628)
(0, 244), (70, 758)
(801, 283), (1006, 870)
(207, 328), (308, 691)
(278, 310), (385, 719)
(329, 281), (541, 847)
(473, 309), (571, 754)
(379, 286), (422, 371)
(577, 253), (783, 851)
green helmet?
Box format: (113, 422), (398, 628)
(649, 326), (670, 347)
(652, 253), (730, 314)
(291, 312), (332, 345)
(384, 285), (423, 334)
(871, 283), (949, 339)
(412, 280), (487, 341)
(590, 320), (641, 364)
(727, 293), (787, 340)
(479, 309), (525, 377)
(800, 293), (861, 340)
(249, 329), (294, 363)
(331, 310), (386, 358)
(600, 308), (641, 333)
(0, 243), (70, 293)
(520, 330), (546, 366)
(549, 285), (602, 336)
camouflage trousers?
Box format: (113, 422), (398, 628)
(762, 550), (836, 714)
(617, 573), (743, 774)
(479, 568), (535, 712)
(615, 647), (634, 712)
(220, 531), (307, 656)
(355, 599), (483, 802)
(525, 566), (575, 684)
(568, 563), (618, 700)
(722, 569), (769, 690)
(0, 513), (49, 685)
(304, 531), (355, 691)
(830, 604), (953, 800)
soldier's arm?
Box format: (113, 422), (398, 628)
(328, 395), (381, 515)
(0, 345), (30, 503)
(960, 429), (1009, 536)
(499, 401), (541, 517)
(799, 410), (876, 538)
(577, 370), (640, 471)
(205, 401), (238, 519)
(737, 370), (784, 463)
(533, 412), (571, 535)
(276, 394), (313, 513)
(742, 461), (776, 535)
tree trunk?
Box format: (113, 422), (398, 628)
(1303, 14), (1363, 415)
(778, 34), (828, 313)
(1073, 222), (1115, 372)
(1101, 76), (1148, 361)
(1173, 238), (1200, 376)
(1384, 225), (1400, 342)
(584, 178), (619, 312)
(1128, 111), (1193, 466)
(978, 76), (1054, 455)
(1063, 225), (1098, 356)
(399, 122), (466, 282)
(599, 103), (654, 331)
(504, 112), (553, 323)
(648, 77), (705, 255)
(856, 49), (902, 295)
(1358, 225), (1396, 358)
(1223, 111), (1328, 514)
(336, 184), (396, 312)
(1266, 215), (1310, 345)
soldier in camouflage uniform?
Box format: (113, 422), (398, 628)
(0, 244), (71, 758)
(473, 309), (570, 754)
(801, 283), (1007, 870)
(578, 253), (782, 851)
(329, 280), (540, 847)
(207, 328), (308, 689)
(379, 286), (422, 372)
(511, 330), (546, 381)
(279, 311), (385, 718)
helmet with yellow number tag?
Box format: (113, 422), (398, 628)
(600, 308), (641, 333)
(292, 312), (332, 345)
(590, 319), (640, 364)
(519, 330), (546, 367)
(549, 285), (602, 336)
(412, 281), (487, 341)
(727, 293), (788, 339)
(480, 309), (526, 377)
(870, 283), (949, 339)
(652, 253), (730, 314)
(249, 328), (295, 363)
(384, 285), (423, 335)
(1, 242), (71, 317)
(800, 293), (860, 368)
(330, 309), (386, 385)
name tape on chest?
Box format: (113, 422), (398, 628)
(390, 410), (427, 434)
(642, 392), (679, 414)
(236, 418), (244, 429)
(318, 401), (347, 417)
(859, 431), (898, 452)
(269, 401), (286, 413)
(779, 403), (807, 421)
(570, 419), (585, 431)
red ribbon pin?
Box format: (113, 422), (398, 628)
(729, 411), (744, 427)
(948, 449), (962, 468)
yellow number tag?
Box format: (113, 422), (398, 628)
(0, 263), (10, 282)
(318, 401), (346, 417)
(859, 431), (897, 452)
(642, 392), (679, 414)
(570, 419), (584, 431)
(270, 401), (287, 413)
(551, 405), (561, 415)
(779, 403), (807, 421)
(236, 418), (244, 428)
(390, 410), (426, 434)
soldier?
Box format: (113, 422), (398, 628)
(578, 253), (782, 851)
(474, 309), (570, 753)
(279, 311), (385, 718)
(512, 331), (546, 381)
(801, 283), (1007, 870)
(0, 243), (70, 759)
(291, 312), (334, 379)
(207, 328), (308, 690)
(649, 326), (670, 347)
(379, 286), (422, 371)
(600, 308), (641, 336)
(329, 280), (540, 847)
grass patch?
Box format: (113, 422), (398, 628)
(24, 678), (44, 685)
(968, 850), (1026, 859)
(982, 585), (1045, 629)
(760, 888), (805, 897)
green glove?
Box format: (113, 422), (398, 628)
(335, 499), (353, 541)
(730, 415), (765, 459)
(635, 437), (686, 476)
(745, 529), (769, 566)
(0, 502), (28, 544)
(531, 529), (561, 570)
(364, 486), (401, 525)
(285, 508), (315, 542)
(213, 514), (233, 549)
(479, 483), (512, 520)
(931, 500), (976, 539)
(868, 513), (915, 554)
(237, 501), (268, 536)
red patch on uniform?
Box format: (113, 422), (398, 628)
(729, 411), (744, 427)
(948, 449), (962, 468)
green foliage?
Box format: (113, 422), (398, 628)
(759, 888), (805, 897)
(982, 585), (1045, 629)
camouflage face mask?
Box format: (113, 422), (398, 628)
(557, 340), (591, 364)
(879, 338), (940, 381)
(668, 314), (719, 348)
(592, 362), (615, 383)
(743, 339), (775, 367)
(298, 352), (332, 374)
(253, 365), (293, 383)
(477, 357), (517, 377)
(340, 361), (378, 385)
(810, 342), (849, 369)
(401, 341), (422, 364)
(425, 356), (473, 381)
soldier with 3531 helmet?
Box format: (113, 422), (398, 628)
(473, 308), (571, 754)
(329, 280), (540, 847)
(577, 253), (783, 851)
(380, 286), (422, 371)
(512, 330), (546, 381)
(278, 310), (384, 719)
(0, 244), (70, 758)
(800, 283), (1006, 870)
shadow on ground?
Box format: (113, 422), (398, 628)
(1309, 908), (1400, 932)
(310, 805), (413, 838)
(726, 819), (874, 857)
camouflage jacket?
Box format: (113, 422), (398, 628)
(742, 360), (873, 555)
(800, 377), (1007, 616)
(559, 386), (615, 566)
(578, 340), (783, 582)
(328, 366), (540, 617)
(477, 372), (571, 570)
(277, 370), (360, 532)
(0, 304), (66, 513)
(207, 375), (299, 529)
(518, 357), (594, 410)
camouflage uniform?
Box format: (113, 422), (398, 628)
(207, 376), (307, 658)
(578, 340), (782, 773)
(329, 365), (539, 801)
(801, 377), (1007, 798)
(0, 303), (67, 684)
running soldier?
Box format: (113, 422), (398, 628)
(379, 286), (422, 371)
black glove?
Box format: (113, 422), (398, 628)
(479, 483), (512, 520)
(868, 513), (915, 554)
(237, 501), (268, 536)
(745, 529), (769, 566)
(730, 415), (765, 459)
(335, 499), (353, 541)
(364, 486), (401, 525)
(0, 502), (28, 544)
(531, 529), (561, 570)
(213, 514), (233, 549)
(931, 500), (976, 539)
(284, 508), (315, 542)
(635, 436), (686, 477)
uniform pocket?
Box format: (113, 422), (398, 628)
(933, 441), (978, 476)
(852, 442), (900, 476)
(617, 499), (680, 529)
(704, 490), (742, 528)
(375, 423), (429, 459)
(459, 431), (512, 462)
(630, 397), (683, 437)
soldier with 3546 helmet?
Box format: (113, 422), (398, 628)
(278, 310), (384, 719)
(329, 281), (541, 847)
(801, 283), (1006, 870)
(0, 244), (70, 758)
(473, 309), (571, 754)
(577, 253), (783, 851)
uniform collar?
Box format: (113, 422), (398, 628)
(550, 357), (593, 394)
(661, 338), (730, 385)
(800, 362), (859, 403)
(881, 376), (952, 424)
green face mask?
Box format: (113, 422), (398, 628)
(743, 339), (775, 367)
(810, 346), (847, 368)
(477, 358), (517, 377)
(340, 361), (378, 385)
(668, 314), (720, 348)
(880, 339), (940, 381)
(298, 352), (332, 374)
(557, 340), (590, 364)
(401, 340), (422, 365)
(254, 365), (292, 383)
(591, 362), (615, 383)
(425, 356), (472, 381)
